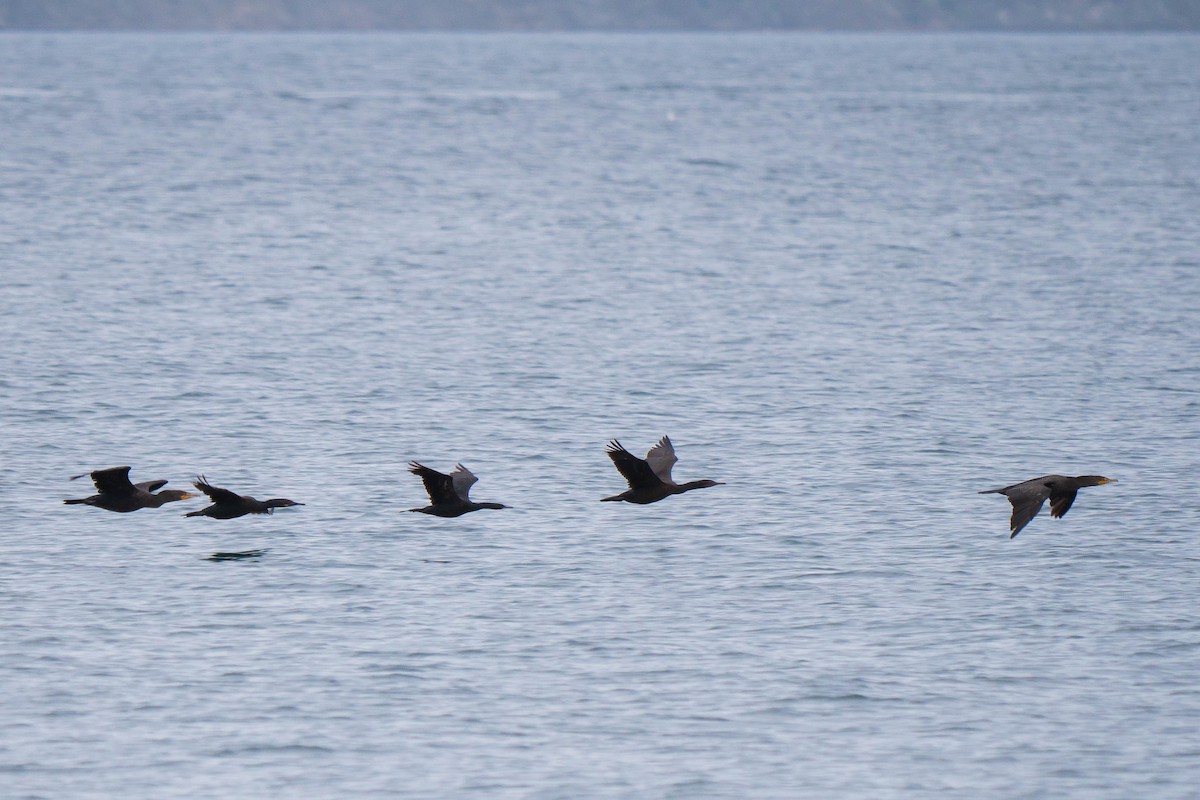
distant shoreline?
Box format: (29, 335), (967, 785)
(2, 27), (1199, 34)
(2, 0), (1197, 34)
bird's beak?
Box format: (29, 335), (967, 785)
(181, 491), (201, 500)
(1103, 477), (1118, 484)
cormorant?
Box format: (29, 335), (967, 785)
(979, 474), (1117, 538)
(602, 436), (723, 504)
(185, 476), (304, 519)
(64, 466), (198, 512)
(408, 462), (509, 517)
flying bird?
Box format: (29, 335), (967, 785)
(185, 476), (304, 519)
(408, 462), (509, 517)
(64, 466), (199, 512)
(602, 436), (723, 504)
(979, 474), (1117, 538)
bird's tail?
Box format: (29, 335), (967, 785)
(184, 509), (206, 517)
(600, 495), (622, 502)
(977, 489), (1002, 494)
(63, 498), (87, 505)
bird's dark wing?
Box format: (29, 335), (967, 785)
(1006, 490), (1049, 539)
(409, 462), (458, 505)
(135, 480), (168, 494)
(87, 466), (136, 496)
(1049, 489), (1078, 519)
(192, 476), (243, 505)
(606, 441), (663, 490)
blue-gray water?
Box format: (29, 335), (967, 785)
(2, 33), (1199, 799)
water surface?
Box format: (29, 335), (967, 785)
(1, 33), (1199, 799)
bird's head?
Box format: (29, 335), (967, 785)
(1084, 476), (1117, 487)
(266, 498), (304, 510)
(160, 489), (201, 502)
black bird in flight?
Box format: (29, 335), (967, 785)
(185, 476), (304, 519)
(602, 436), (723, 504)
(408, 462), (509, 517)
(64, 466), (199, 512)
(979, 474), (1117, 538)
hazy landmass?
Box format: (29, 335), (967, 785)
(2, 0), (1198, 31)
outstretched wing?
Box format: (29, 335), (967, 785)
(450, 464), (478, 501)
(1049, 489), (1078, 519)
(644, 435), (678, 485)
(135, 480), (168, 494)
(1007, 495), (1046, 538)
(409, 462), (458, 505)
(79, 466), (136, 496)
(1003, 485), (1051, 539)
(192, 475), (244, 505)
(606, 441), (663, 490)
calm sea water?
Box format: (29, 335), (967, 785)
(2, 32), (1199, 799)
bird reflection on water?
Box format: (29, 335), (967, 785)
(204, 549), (268, 562)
